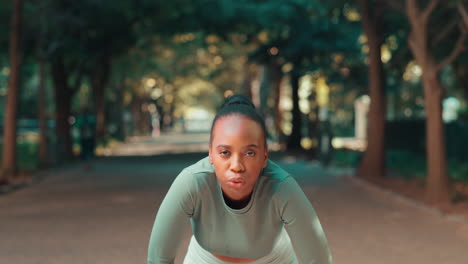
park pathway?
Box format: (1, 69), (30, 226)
(0, 134), (467, 264)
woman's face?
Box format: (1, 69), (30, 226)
(209, 114), (268, 201)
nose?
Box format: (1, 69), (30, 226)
(230, 154), (245, 173)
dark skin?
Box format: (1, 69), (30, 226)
(222, 191), (251, 209)
(208, 114), (268, 263)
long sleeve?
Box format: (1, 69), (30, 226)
(147, 169), (197, 264)
(278, 177), (332, 264)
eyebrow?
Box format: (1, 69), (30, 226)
(216, 144), (259, 148)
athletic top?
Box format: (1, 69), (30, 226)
(147, 157), (332, 264)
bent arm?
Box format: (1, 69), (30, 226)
(279, 177), (332, 264)
(148, 169), (196, 264)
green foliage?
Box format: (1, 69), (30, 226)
(0, 139), (39, 171)
(250, 2), (362, 73)
(16, 140), (39, 170)
(332, 148), (456, 182)
(386, 149), (468, 182)
(5, 0), (463, 151)
(386, 149), (427, 179)
(330, 149), (362, 167)
(458, 106), (468, 120)
(0, 0), (10, 54)
(17, 57), (41, 118)
(449, 160), (468, 182)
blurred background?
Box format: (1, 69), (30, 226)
(1, 0), (467, 204)
(1, 1), (468, 263)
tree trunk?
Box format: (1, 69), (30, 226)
(356, 0), (386, 180)
(114, 81), (126, 141)
(92, 56), (111, 143)
(251, 65), (264, 109)
(1, 0), (23, 183)
(38, 56), (48, 168)
(243, 62), (254, 100)
(422, 71), (450, 203)
(131, 96), (143, 136)
(271, 62), (285, 144)
(51, 58), (74, 161)
(165, 103), (175, 131)
(308, 89), (319, 160)
(287, 72), (302, 150)
(405, 0), (453, 204)
(259, 64), (270, 116)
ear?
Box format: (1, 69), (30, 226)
(208, 148), (213, 164)
(262, 146), (268, 168)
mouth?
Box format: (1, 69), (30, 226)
(227, 178), (245, 188)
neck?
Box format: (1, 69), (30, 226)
(222, 191), (252, 209)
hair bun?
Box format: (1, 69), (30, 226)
(221, 94), (256, 109)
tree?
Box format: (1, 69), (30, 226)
(37, 55), (47, 167)
(31, 0), (137, 158)
(340, 0), (466, 203)
(403, 0), (467, 204)
(249, 2), (361, 152)
(29, 0), (53, 168)
(23, 0), (90, 161)
(356, 0), (387, 180)
(78, 0), (139, 143)
(1, 0), (23, 183)
(50, 55), (84, 161)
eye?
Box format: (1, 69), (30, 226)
(219, 150), (230, 157)
(246, 150), (256, 157)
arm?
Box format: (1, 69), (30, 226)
(279, 177), (332, 264)
(147, 169), (196, 264)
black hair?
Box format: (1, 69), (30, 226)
(210, 94), (267, 146)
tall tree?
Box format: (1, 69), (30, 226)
(1, 0), (23, 183)
(37, 55), (47, 167)
(403, 0), (467, 203)
(270, 61), (285, 142)
(356, 0), (387, 180)
(91, 56), (111, 142)
(32, 0), (53, 167)
(79, 0), (138, 143)
(24, 0), (90, 161)
(288, 71), (303, 150)
(250, 3), (360, 151)
(50, 56), (83, 160)
(34, 0), (133, 158)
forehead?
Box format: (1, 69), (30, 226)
(211, 114), (264, 143)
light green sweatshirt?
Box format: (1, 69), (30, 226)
(148, 157), (332, 264)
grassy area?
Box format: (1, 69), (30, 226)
(331, 148), (468, 183)
(449, 160), (468, 182)
(386, 150), (427, 179)
(0, 139), (39, 171)
(330, 148), (362, 168)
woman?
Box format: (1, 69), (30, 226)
(148, 95), (332, 264)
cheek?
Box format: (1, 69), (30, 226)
(213, 158), (227, 168)
(213, 162), (228, 177)
(248, 161), (264, 175)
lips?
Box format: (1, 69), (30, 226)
(227, 178), (245, 188)
(229, 178), (245, 183)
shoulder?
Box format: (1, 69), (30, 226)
(262, 159), (290, 181)
(258, 159), (296, 196)
(166, 157), (215, 213)
(185, 156), (215, 175)
(260, 160), (304, 199)
(173, 156), (215, 188)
